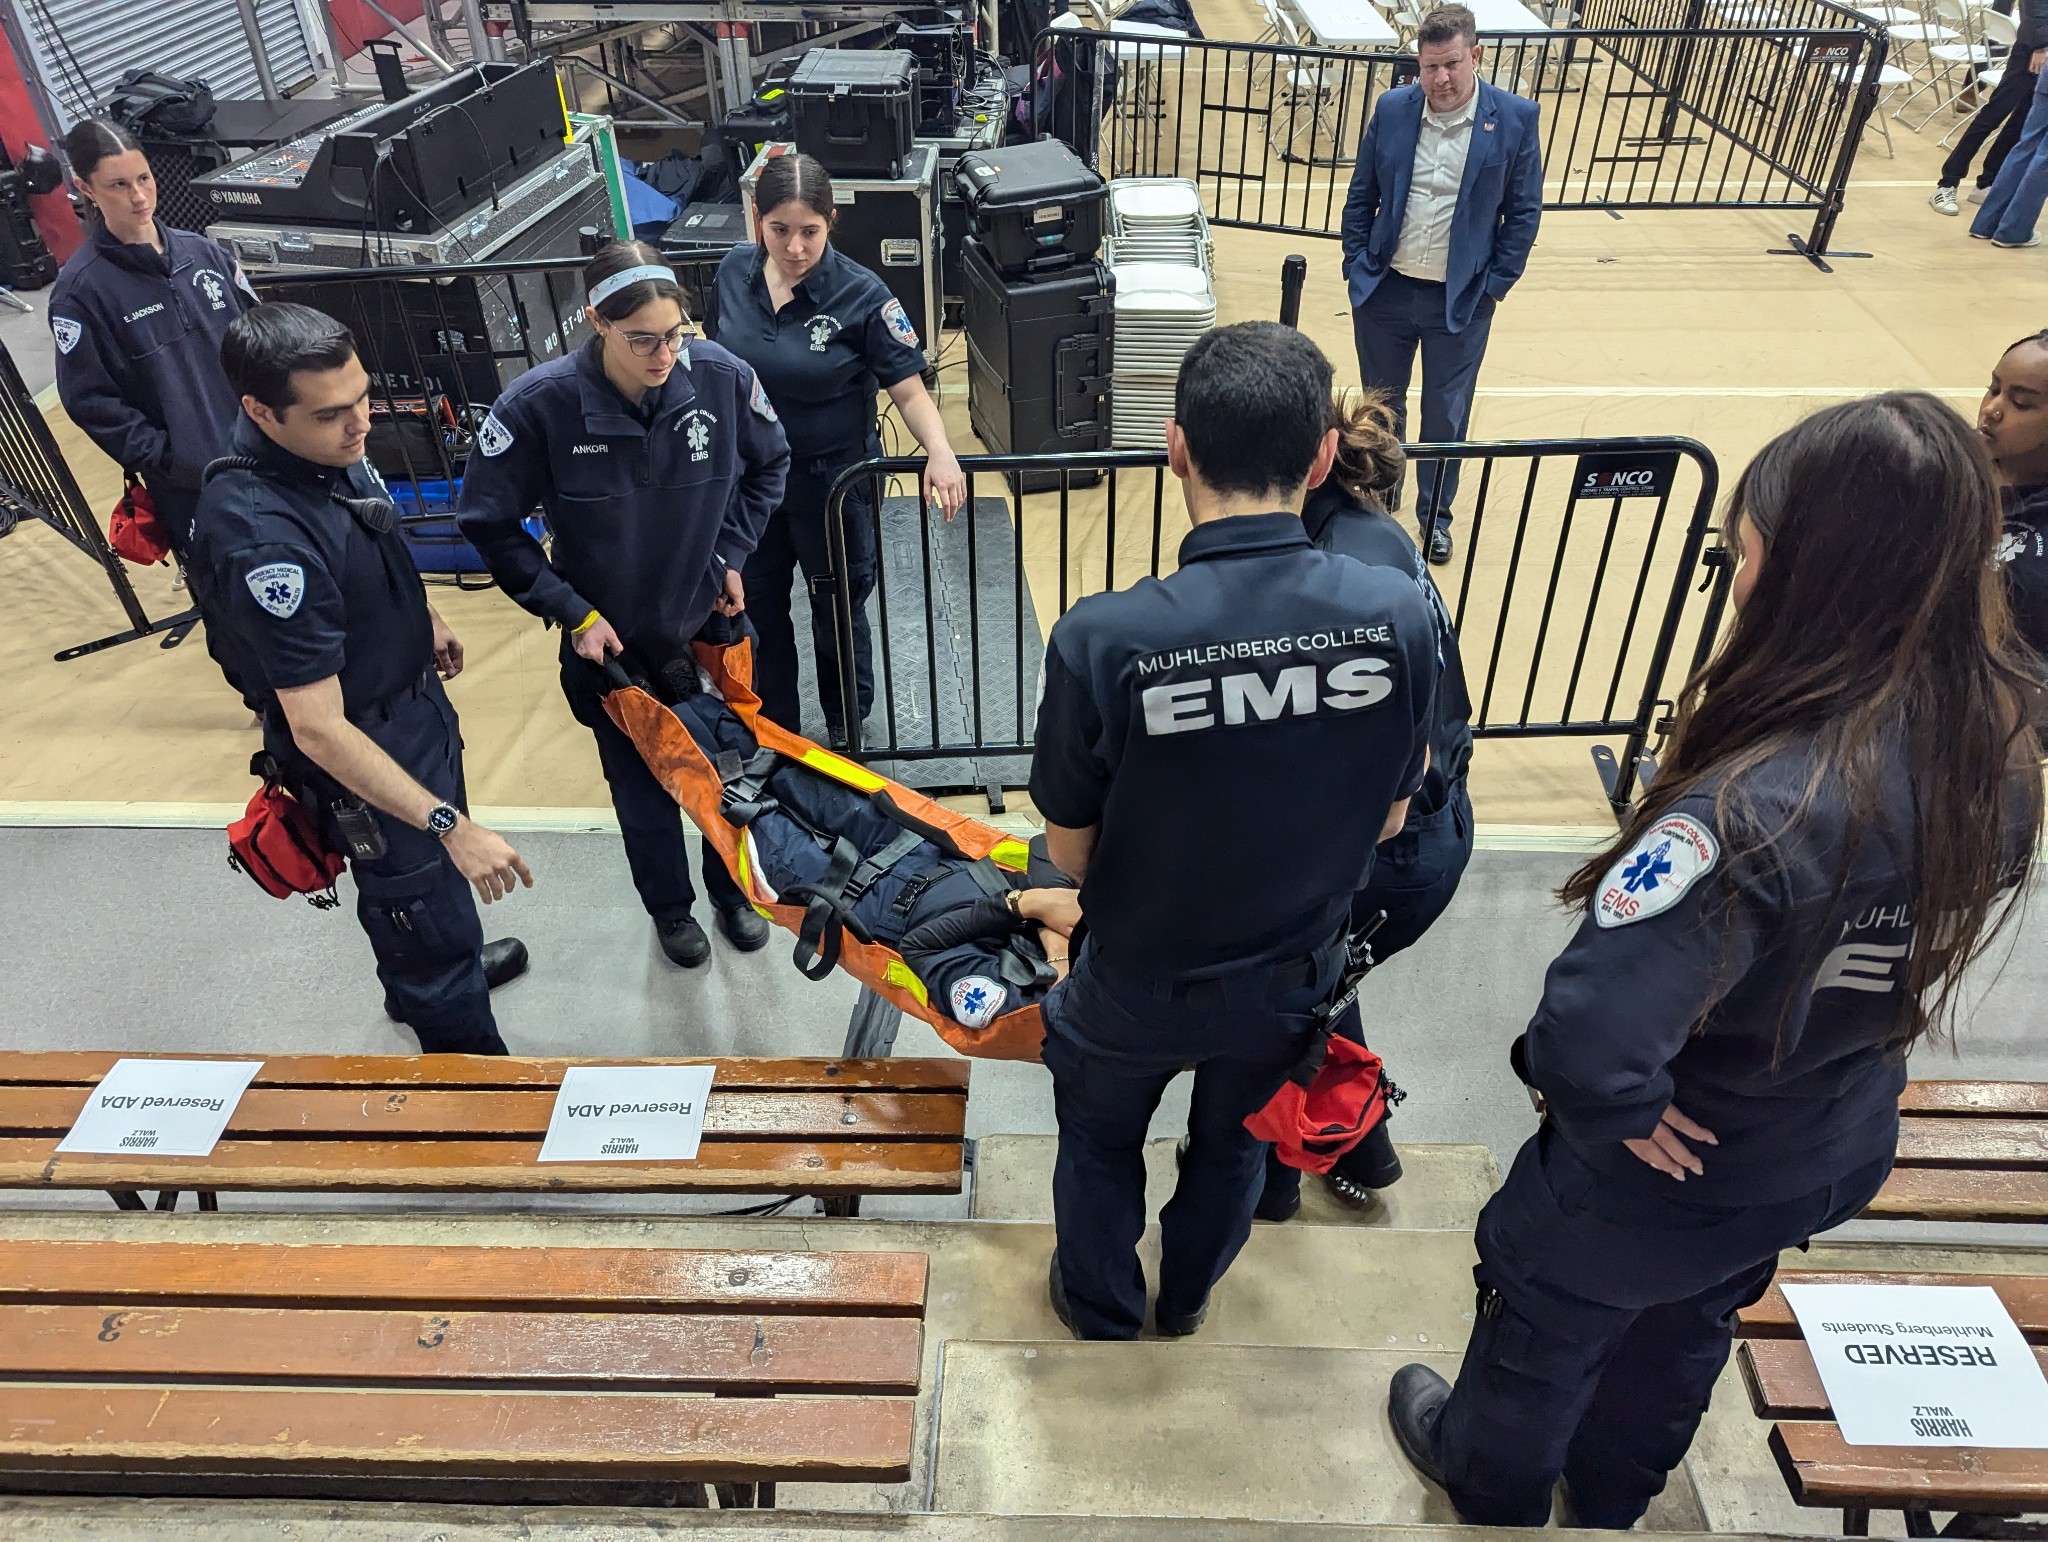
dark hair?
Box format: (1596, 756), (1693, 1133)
(221, 302), (358, 413)
(1329, 390), (1405, 510)
(1417, 3), (1479, 47)
(1173, 323), (1335, 498)
(1562, 392), (2043, 1056)
(582, 238), (684, 324)
(2003, 329), (2048, 358)
(752, 151), (836, 226)
(60, 117), (142, 185)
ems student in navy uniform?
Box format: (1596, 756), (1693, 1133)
(1978, 330), (2048, 663)
(50, 118), (256, 564)
(1029, 323), (1440, 1341)
(190, 304), (533, 1054)
(707, 151), (968, 747)
(459, 240), (791, 969)
(1387, 392), (2043, 1528)
(1260, 390), (1478, 1220)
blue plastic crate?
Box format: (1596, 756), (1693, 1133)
(389, 477), (547, 578)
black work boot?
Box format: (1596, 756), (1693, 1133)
(1326, 1118), (1404, 1207)
(1046, 1250), (1081, 1339)
(1389, 1363), (1452, 1490)
(657, 915), (711, 968)
(715, 901), (770, 952)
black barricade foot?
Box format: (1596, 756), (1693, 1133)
(54, 607), (202, 663)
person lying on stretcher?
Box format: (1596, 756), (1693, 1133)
(608, 644), (1081, 1030)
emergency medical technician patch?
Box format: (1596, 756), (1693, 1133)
(51, 317), (80, 355)
(881, 298), (919, 350)
(477, 413), (514, 457)
(749, 373), (778, 422)
(1594, 813), (1719, 928)
(245, 563), (306, 619)
(949, 975), (1007, 1029)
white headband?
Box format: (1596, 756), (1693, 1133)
(588, 263), (674, 308)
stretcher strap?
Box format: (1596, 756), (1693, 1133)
(783, 828), (928, 982)
(717, 747), (783, 827)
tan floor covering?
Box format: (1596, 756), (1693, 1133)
(0, 20), (2020, 829)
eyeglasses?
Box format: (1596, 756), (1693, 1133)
(609, 323), (691, 358)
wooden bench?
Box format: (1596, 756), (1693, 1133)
(1867, 1081), (2048, 1224)
(0, 1053), (967, 1218)
(0, 1238), (925, 1508)
(1737, 1270), (2048, 1536)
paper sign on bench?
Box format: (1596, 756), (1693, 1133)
(537, 1065), (716, 1162)
(56, 1059), (264, 1157)
(1782, 1282), (2048, 1447)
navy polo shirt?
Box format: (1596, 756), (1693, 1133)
(708, 242), (925, 459)
(1030, 512), (1439, 976)
(190, 415), (433, 718)
(456, 339), (790, 665)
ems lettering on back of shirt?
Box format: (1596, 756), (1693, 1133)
(1134, 625), (1404, 736)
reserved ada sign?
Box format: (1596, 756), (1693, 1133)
(57, 1059), (263, 1158)
(1783, 1282), (2048, 1448)
(536, 1065), (716, 1163)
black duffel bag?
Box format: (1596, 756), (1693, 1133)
(101, 70), (216, 137)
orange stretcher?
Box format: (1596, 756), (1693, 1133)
(603, 636), (1048, 1062)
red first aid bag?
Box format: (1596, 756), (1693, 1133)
(227, 759), (345, 908)
(1245, 1033), (1399, 1175)
(108, 473), (171, 565)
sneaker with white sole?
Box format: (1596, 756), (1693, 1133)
(1930, 186), (1960, 215)
(1993, 232), (2043, 249)
(1968, 186), (1989, 205)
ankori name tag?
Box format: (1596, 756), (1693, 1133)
(536, 1065), (716, 1163)
(1782, 1282), (2048, 1447)
(56, 1059), (264, 1157)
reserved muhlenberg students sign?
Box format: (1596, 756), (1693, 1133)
(1783, 1282), (2048, 1447)
(536, 1065), (717, 1162)
(57, 1059), (264, 1157)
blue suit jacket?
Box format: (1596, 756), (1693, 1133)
(1341, 80), (1543, 333)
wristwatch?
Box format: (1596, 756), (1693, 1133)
(425, 802), (461, 839)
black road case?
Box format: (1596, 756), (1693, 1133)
(956, 138), (1106, 279)
(962, 237), (1111, 491)
(789, 50), (917, 179)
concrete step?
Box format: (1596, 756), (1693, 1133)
(971, 1134), (1500, 1231)
(932, 1341), (1710, 1529)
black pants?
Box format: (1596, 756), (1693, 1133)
(1353, 275), (1496, 527)
(281, 675), (505, 1055)
(560, 641), (744, 923)
(1943, 41), (2035, 190)
(1433, 1131), (1894, 1526)
(742, 440), (879, 734)
(1042, 941), (1335, 1339)
(1262, 777), (1475, 1204)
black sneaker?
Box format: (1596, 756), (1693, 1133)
(1046, 1250), (1081, 1339)
(657, 916), (711, 968)
(1154, 1296), (1209, 1337)
(715, 901), (770, 952)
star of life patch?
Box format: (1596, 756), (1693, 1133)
(1594, 813), (1719, 928)
(51, 316), (81, 355)
(749, 372), (778, 422)
(245, 562), (306, 619)
(880, 297), (919, 350)
(948, 974), (1007, 1030)
(477, 412), (515, 457)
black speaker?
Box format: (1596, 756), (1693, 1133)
(962, 237), (1111, 492)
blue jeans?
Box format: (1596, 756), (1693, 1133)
(1972, 70), (2048, 244)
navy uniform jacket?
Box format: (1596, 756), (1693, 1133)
(2001, 480), (2048, 663)
(50, 221), (255, 490)
(456, 341), (790, 664)
(707, 243), (925, 460)
(1030, 512), (1439, 977)
(1302, 482), (1473, 807)
(1519, 740), (1938, 1208)
(189, 415), (433, 728)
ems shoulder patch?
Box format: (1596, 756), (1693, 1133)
(949, 974), (1008, 1030)
(245, 562), (306, 620)
(51, 316), (81, 355)
(749, 372), (778, 422)
(1594, 813), (1720, 928)
(881, 297), (919, 350)
(477, 412), (515, 458)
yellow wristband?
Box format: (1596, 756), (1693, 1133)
(571, 610), (600, 635)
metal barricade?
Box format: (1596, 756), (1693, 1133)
(1035, 8), (1885, 269)
(821, 438), (1729, 816)
(0, 341), (200, 662)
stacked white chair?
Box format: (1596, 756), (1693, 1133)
(1104, 179), (1217, 451)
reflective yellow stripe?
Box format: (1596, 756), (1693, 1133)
(884, 958), (929, 1005)
(991, 838), (1030, 871)
(797, 747), (890, 792)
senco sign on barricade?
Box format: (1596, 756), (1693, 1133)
(821, 438), (1729, 817)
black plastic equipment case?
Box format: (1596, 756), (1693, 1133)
(961, 237), (1111, 492)
(789, 50), (917, 179)
(955, 138), (1106, 278)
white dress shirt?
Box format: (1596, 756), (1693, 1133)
(1391, 91), (1479, 284)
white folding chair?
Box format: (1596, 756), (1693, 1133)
(1937, 7), (2017, 143)
(1838, 59), (1915, 155)
(1885, 0), (1964, 124)
(1270, 11), (1346, 159)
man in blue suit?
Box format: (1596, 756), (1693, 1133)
(1341, 4), (1543, 565)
